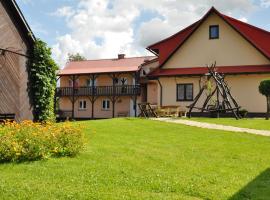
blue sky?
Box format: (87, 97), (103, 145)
(17, 0), (270, 66)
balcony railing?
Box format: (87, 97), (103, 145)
(56, 85), (141, 97)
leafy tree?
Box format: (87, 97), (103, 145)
(29, 39), (58, 122)
(68, 53), (86, 62)
(259, 80), (270, 120)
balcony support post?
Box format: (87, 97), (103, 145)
(90, 74), (98, 119)
(108, 73), (119, 118)
(54, 76), (61, 116)
(133, 72), (139, 117)
(71, 75), (75, 119)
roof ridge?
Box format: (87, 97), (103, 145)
(222, 14), (270, 35)
(68, 55), (155, 63)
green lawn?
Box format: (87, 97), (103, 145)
(1, 119), (270, 199)
(185, 117), (270, 130)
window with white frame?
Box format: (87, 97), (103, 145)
(86, 78), (97, 87)
(79, 100), (87, 110)
(102, 99), (110, 110)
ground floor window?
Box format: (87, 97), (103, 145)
(102, 99), (110, 110)
(79, 100), (87, 110)
(177, 84), (193, 101)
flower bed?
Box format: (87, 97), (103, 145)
(0, 121), (85, 163)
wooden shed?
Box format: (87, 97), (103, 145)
(0, 0), (35, 121)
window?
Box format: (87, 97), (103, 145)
(79, 100), (87, 110)
(177, 84), (193, 101)
(69, 79), (79, 87)
(209, 25), (219, 39)
(102, 99), (110, 110)
(86, 79), (97, 87)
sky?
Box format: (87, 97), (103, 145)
(17, 0), (270, 67)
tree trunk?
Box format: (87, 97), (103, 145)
(266, 96), (270, 120)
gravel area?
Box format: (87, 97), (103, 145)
(152, 118), (270, 137)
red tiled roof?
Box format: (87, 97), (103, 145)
(222, 14), (270, 58)
(147, 7), (270, 72)
(149, 65), (270, 77)
(147, 21), (199, 64)
(59, 56), (156, 75)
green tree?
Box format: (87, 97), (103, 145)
(29, 39), (58, 122)
(259, 80), (270, 120)
(68, 53), (86, 62)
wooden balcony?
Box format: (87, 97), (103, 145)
(56, 85), (141, 97)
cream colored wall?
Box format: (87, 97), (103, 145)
(158, 74), (270, 113)
(147, 82), (158, 105)
(60, 73), (134, 87)
(59, 73), (136, 118)
(158, 77), (203, 109)
(163, 13), (270, 69)
(59, 96), (133, 118)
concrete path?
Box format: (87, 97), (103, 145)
(152, 118), (270, 137)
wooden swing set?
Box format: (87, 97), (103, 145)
(187, 63), (241, 119)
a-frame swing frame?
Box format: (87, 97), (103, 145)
(187, 63), (241, 119)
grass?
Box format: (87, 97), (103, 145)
(185, 117), (270, 130)
(1, 118), (270, 199)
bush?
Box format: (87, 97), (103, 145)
(259, 80), (270, 120)
(0, 121), (85, 163)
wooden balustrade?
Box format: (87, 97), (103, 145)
(56, 85), (141, 97)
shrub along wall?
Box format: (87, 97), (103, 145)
(0, 121), (85, 163)
(29, 39), (58, 122)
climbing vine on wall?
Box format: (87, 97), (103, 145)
(29, 39), (58, 121)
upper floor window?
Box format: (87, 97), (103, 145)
(209, 25), (219, 39)
(177, 84), (193, 101)
(86, 79), (97, 87)
(69, 78), (79, 87)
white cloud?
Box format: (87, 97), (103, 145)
(261, 0), (270, 8)
(52, 0), (257, 67)
(238, 17), (248, 23)
(52, 6), (75, 18)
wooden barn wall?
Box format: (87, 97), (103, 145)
(0, 2), (33, 121)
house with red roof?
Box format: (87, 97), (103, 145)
(142, 7), (270, 116)
(56, 54), (155, 119)
(57, 7), (270, 119)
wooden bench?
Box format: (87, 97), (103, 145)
(117, 112), (129, 117)
(156, 106), (187, 117)
(0, 113), (15, 123)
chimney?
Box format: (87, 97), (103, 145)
(118, 54), (125, 59)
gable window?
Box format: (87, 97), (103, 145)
(79, 100), (87, 110)
(177, 84), (193, 101)
(102, 99), (110, 110)
(209, 25), (219, 39)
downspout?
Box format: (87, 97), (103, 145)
(157, 78), (163, 107)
